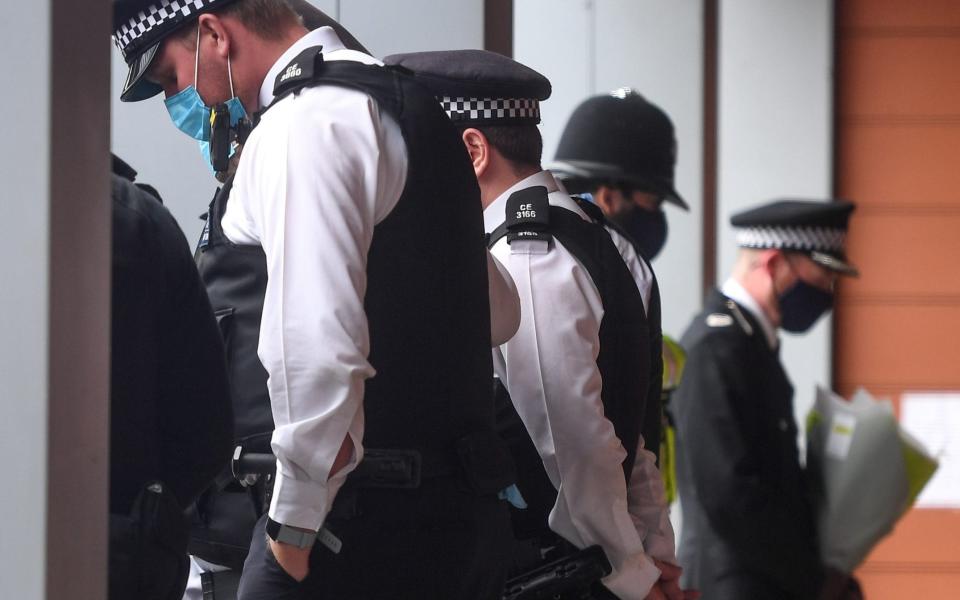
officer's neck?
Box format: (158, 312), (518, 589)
(242, 23), (311, 112)
(478, 162), (542, 210)
(734, 272), (782, 330)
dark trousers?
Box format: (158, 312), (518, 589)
(707, 571), (801, 600)
(237, 478), (512, 600)
(109, 484), (190, 600)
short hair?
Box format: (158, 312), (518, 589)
(460, 125), (543, 171)
(174, 0), (300, 46)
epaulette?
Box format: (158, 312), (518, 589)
(705, 300), (754, 336)
(486, 186), (553, 248)
(272, 45), (325, 100)
(504, 186), (551, 243)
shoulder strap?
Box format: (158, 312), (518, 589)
(255, 46), (401, 126)
(572, 195), (606, 224)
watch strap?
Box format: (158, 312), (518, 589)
(266, 517), (318, 549)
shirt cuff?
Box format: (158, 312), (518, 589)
(644, 532), (678, 565)
(267, 466), (330, 532)
(602, 553), (662, 600)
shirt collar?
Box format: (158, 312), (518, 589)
(258, 27), (349, 110)
(484, 170), (585, 233)
(721, 278), (779, 349)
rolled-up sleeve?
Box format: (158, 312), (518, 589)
(223, 84), (407, 531)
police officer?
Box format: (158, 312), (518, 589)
(550, 89), (688, 262)
(113, 1), (514, 599)
(672, 200), (860, 599)
(385, 50), (687, 600)
(109, 155), (233, 600)
(177, 5), (509, 597)
(550, 89), (689, 497)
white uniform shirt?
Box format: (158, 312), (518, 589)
(486, 170), (668, 599)
(222, 27), (519, 531)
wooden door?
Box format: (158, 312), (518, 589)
(834, 0), (960, 596)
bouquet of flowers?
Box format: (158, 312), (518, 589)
(806, 387), (938, 573)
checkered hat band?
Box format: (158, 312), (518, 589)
(113, 0), (221, 58)
(736, 226), (846, 252)
(439, 97), (541, 123)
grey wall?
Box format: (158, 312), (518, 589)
(2, 1), (111, 598)
(717, 0), (835, 441)
(1, 2), (51, 597)
(515, 0), (706, 338)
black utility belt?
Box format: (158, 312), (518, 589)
(231, 430), (515, 496)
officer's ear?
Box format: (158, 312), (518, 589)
(197, 13), (231, 60)
(461, 128), (490, 179)
(765, 250), (797, 293)
(592, 185), (619, 215)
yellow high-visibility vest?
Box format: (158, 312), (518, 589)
(660, 335), (686, 504)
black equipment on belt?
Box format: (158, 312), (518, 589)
(503, 545), (612, 600)
(231, 430), (511, 495)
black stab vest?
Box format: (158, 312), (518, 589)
(576, 198), (665, 466)
(193, 52), (497, 563)
(488, 189), (650, 537)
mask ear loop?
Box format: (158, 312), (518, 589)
(193, 24), (201, 88)
(227, 53), (236, 98)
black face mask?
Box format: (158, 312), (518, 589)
(610, 206), (668, 261)
(778, 278), (834, 333)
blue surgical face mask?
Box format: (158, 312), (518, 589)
(165, 27), (247, 142)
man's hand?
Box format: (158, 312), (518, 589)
(645, 582), (668, 600)
(268, 538), (311, 582)
(653, 558), (701, 600)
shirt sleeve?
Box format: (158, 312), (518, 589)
(494, 238), (662, 600)
(627, 436), (677, 564)
(487, 250), (521, 346)
(225, 85), (407, 531)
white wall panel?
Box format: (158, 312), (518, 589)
(717, 0), (835, 438)
(594, 0), (705, 336)
(514, 0), (594, 165)
(0, 3), (51, 597)
(340, 0), (484, 58)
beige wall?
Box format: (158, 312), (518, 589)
(835, 0), (960, 595)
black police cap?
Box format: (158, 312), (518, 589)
(383, 50), (551, 126)
(549, 88), (687, 210)
(731, 199), (859, 276)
